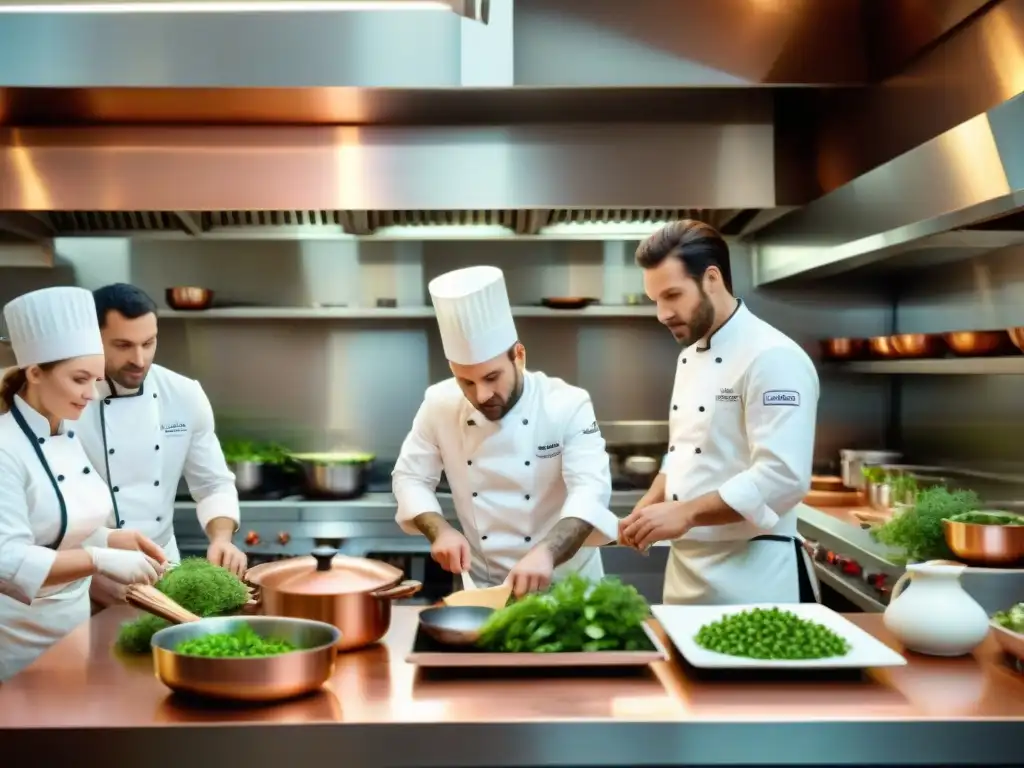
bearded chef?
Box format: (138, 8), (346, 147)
(392, 266), (619, 597)
(76, 284), (246, 608)
(619, 220), (821, 605)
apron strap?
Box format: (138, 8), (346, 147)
(750, 534), (818, 603)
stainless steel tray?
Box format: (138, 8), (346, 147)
(405, 622), (668, 668)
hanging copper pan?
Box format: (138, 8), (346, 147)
(245, 547), (422, 652)
(943, 330), (1011, 356)
(1009, 327), (1024, 352)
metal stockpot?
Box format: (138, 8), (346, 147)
(246, 547), (422, 652)
(840, 449), (902, 490)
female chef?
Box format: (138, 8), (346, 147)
(0, 286), (167, 681)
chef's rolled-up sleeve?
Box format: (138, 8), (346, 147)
(182, 381), (240, 532)
(717, 346), (819, 530)
(392, 397), (444, 535)
(0, 449), (57, 605)
(560, 398), (617, 545)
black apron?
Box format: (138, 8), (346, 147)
(10, 402), (68, 550)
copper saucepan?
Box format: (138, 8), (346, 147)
(889, 333), (945, 358)
(125, 584), (340, 702)
(1009, 327), (1024, 352)
(245, 546), (423, 652)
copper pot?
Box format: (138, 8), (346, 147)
(942, 330), (1010, 357)
(819, 337), (866, 361)
(1007, 327), (1024, 353)
(245, 547), (422, 652)
(942, 514), (1024, 567)
(166, 286), (214, 311)
(889, 333), (944, 358)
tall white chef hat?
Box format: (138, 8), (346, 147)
(428, 266), (518, 366)
(3, 286), (104, 368)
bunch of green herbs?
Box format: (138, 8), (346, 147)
(476, 575), (652, 653)
(221, 438), (293, 466)
(116, 558), (250, 654)
(872, 486), (980, 564)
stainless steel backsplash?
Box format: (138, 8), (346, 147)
(2, 237), (891, 464)
(896, 245), (1024, 470)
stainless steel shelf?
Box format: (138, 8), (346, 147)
(834, 357), (1024, 375)
(158, 305), (656, 320)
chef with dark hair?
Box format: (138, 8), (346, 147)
(619, 220), (821, 605)
(392, 266), (619, 597)
(77, 283), (246, 609)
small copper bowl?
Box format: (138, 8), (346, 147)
(890, 333), (945, 359)
(820, 338), (866, 361)
(166, 286), (214, 311)
(1008, 327), (1024, 353)
(942, 330), (1010, 357)
(943, 515), (1024, 567)
(868, 336), (899, 359)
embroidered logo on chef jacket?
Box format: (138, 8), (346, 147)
(581, 420), (600, 436)
(161, 420), (188, 436)
(763, 390), (800, 407)
(536, 441), (562, 459)
(716, 387), (741, 403)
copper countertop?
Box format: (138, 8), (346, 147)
(1, 606), (1022, 766)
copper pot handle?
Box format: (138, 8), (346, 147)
(371, 580), (422, 600)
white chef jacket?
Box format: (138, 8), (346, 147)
(76, 364), (240, 568)
(393, 370), (618, 588)
(0, 395), (113, 680)
(661, 300), (820, 605)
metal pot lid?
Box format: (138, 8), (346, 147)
(245, 547), (401, 596)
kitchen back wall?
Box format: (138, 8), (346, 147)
(1, 237), (890, 466)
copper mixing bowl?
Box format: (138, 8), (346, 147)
(943, 515), (1024, 566)
(942, 330), (1010, 357)
(889, 333), (945, 358)
(868, 336), (899, 359)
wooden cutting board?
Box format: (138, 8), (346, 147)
(803, 488), (864, 507)
(811, 475), (847, 492)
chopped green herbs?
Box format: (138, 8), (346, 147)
(175, 625), (297, 658)
(476, 575), (652, 653)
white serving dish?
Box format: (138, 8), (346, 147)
(652, 603), (908, 670)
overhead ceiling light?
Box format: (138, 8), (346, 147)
(0, 0), (449, 12)
(370, 224), (514, 239)
(538, 220), (672, 239)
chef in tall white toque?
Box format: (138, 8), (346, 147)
(392, 266), (619, 597)
(76, 284), (246, 609)
(619, 220), (821, 605)
(0, 286), (166, 681)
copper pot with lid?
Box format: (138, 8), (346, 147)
(245, 547), (422, 652)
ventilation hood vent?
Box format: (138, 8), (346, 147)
(35, 208), (746, 240)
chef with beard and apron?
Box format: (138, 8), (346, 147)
(0, 287), (165, 680)
(620, 220), (820, 605)
(76, 284), (245, 609)
(393, 266), (619, 597)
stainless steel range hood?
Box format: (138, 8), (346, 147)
(751, 0), (1024, 285)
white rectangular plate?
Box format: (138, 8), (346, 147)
(405, 622), (669, 668)
(651, 603), (908, 670)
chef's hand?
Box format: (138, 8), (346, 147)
(86, 547), (164, 586)
(506, 546), (555, 598)
(620, 501), (690, 551)
(207, 540), (248, 578)
(430, 528), (471, 574)
(108, 529), (168, 566)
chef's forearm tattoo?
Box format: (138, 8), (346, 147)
(413, 512), (449, 543)
(540, 518), (594, 566)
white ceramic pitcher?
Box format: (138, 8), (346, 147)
(883, 560), (990, 656)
